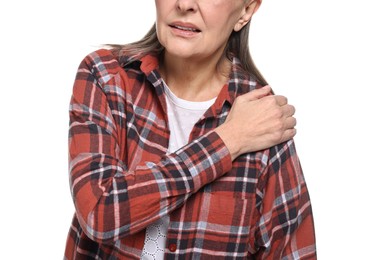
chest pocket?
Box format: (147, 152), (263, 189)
(208, 151), (267, 199)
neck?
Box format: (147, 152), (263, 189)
(159, 51), (231, 101)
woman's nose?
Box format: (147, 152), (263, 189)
(176, 0), (198, 13)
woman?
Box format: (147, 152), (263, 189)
(65, 0), (316, 259)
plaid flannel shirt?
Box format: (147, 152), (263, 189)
(64, 49), (316, 259)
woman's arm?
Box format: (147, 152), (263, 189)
(249, 140), (316, 259)
(69, 55), (233, 244)
(69, 51), (298, 244)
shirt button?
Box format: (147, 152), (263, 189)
(168, 243), (177, 252)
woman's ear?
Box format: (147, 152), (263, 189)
(234, 0), (262, 32)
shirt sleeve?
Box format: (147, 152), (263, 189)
(249, 140), (317, 259)
(68, 53), (232, 243)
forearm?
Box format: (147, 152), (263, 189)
(70, 126), (232, 243)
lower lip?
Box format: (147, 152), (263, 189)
(170, 26), (200, 38)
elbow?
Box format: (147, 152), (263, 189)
(75, 210), (131, 244)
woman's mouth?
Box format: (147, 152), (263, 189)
(169, 25), (201, 33)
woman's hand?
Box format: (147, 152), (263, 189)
(215, 85), (296, 161)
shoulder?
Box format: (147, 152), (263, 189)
(77, 48), (123, 86)
(230, 57), (264, 95)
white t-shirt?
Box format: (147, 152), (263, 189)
(140, 83), (216, 260)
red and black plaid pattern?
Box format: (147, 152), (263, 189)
(64, 49), (316, 259)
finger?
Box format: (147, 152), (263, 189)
(284, 116), (297, 129)
(281, 128), (297, 143)
(282, 104), (296, 117)
(242, 85), (271, 101)
(274, 95), (288, 106)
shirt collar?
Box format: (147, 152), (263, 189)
(120, 53), (259, 115)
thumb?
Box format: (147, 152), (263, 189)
(244, 85), (272, 101)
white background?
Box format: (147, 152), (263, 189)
(1, 0), (377, 259)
